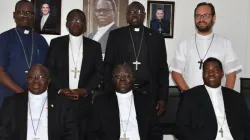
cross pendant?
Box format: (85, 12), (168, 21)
(71, 67), (80, 78)
(32, 137), (40, 140)
(133, 60), (141, 70)
(158, 28), (162, 33)
(219, 127), (223, 137)
(198, 60), (203, 69)
(120, 133), (129, 140)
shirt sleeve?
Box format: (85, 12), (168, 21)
(224, 40), (242, 74)
(0, 33), (9, 68)
(169, 40), (187, 74)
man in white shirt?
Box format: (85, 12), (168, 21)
(88, 0), (118, 55)
(170, 2), (242, 91)
(90, 63), (162, 140)
(176, 57), (250, 140)
(0, 64), (78, 140)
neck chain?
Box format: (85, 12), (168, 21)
(15, 28), (34, 71)
(28, 96), (47, 139)
(128, 27), (144, 70)
(195, 33), (214, 69)
(119, 94), (133, 139)
(69, 39), (83, 78)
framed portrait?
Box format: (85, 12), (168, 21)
(147, 1), (175, 38)
(31, 0), (61, 35)
(83, 0), (128, 55)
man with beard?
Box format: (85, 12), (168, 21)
(104, 1), (169, 116)
(170, 2), (242, 91)
(0, 0), (49, 106)
(88, 0), (118, 55)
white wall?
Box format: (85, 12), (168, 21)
(0, 0), (249, 92)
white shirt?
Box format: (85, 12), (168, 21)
(170, 32), (242, 88)
(27, 91), (48, 140)
(92, 22), (114, 41)
(40, 14), (49, 30)
(69, 34), (83, 89)
(205, 85), (234, 140)
(116, 91), (140, 140)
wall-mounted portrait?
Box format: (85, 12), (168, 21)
(83, 0), (128, 55)
(32, 0), (61, 35)
(147, 1), (175, 38)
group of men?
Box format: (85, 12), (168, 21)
(0, 0), (249, 140)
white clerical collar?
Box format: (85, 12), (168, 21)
(97, 22), (114, 31)
(116, 90), (133, 98)
(196, 32), (214, 40)
(28, 90), (48, 100)
(69, 34), (83, 44)
(205, 85), (222, 94)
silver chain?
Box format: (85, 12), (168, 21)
(195, 33), (214, 62)
(69, 40), (83, 68)
(15, 28), (34, 69)
(119, 95), (133, 136)
(128, 27), (144, 61)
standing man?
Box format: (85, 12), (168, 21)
(150, 8), (170, 35)
(34, 3), (57, 34)
(170, 2), (242, 91)
(104, 1), (169, 116)
(0, 0), (49, 106)
(0, 64), (78, 140)
(176, 58), (250, 140)
(88, 0), (118, 55)
(46, 9), (102, 139)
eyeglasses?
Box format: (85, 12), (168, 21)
(113, 74), (133, 79)
(127, 10), (145, 15)
(27, 75), (48, 82)
(95, 8), (113, 14)
(15, 10), (34, 17)
(195, 13), (212, 20)
(67, 18), (84, 24)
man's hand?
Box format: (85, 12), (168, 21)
(59, 89), (78, 100)
(156, 100), (165, 116)
(71, 88), (88, 99)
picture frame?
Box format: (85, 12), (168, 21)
(83, 0), (128, 55)
(147, 1), (175, 38)
(31, 0), (61, 35)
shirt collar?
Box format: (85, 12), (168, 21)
(69, 34), (83, 44)
(97, 22), (114, 31)
(116, 90), (133, 99)
(205, 85), (222, 94)
(42, 13), (50, 18)
(28, 90), (48, 100)
(196, 32), (214, 40)
(16, 27), (31, 35)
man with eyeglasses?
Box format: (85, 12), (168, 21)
(90, 63), (162, 140)
(46, 9), (103, 140)
(34, 3), (58, 34)
(88, 0), (118, 56)
(170, 2), (242, 91)
(0, 64), (78, 140)
(0, 0), (49, 107)
(104, 1), (169, 116)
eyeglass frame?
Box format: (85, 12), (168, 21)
(126, 9), (145, 15)
(194, 13), (213, 20)
(113, 74), (134, 79)
(27, 75), (49, 83)
(15, 10), (34, 18)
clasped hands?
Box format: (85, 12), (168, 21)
(59, 88), (88, 100)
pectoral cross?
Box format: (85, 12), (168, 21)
(198, 60), (203, 69)
(32, 137), (40, 140)
(133, 60), (141, 70)
(71, 67), (80, 78)
(158, 27), (162, 33)
(219, 128), (223, 137)
(120, 133), (129, 140)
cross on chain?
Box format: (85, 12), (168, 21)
(133, 60), (141, 70)
(198, 60), (203, 69)
(120, 133), (129, 140)
(158, 28), (162, 33)
(219, 128), (223, 137)
(71, 67), (80, 78)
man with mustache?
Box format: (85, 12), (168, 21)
(170, 2), (242, 91)
(176, 57), (250, 140)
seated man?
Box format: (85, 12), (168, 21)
(90, 63), (162, 140)
(0, 64), (78, 140)
(176, 57), (250, 140)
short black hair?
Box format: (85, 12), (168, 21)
(203, 57), (223, 72)
(194, 2), (215, 16)
(95, 0), (116, 12)
(41, 2), (50, 8)
(15, 0), (33, 11)
(66, 9), (86, 24)
(128, 1), (145, 12)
